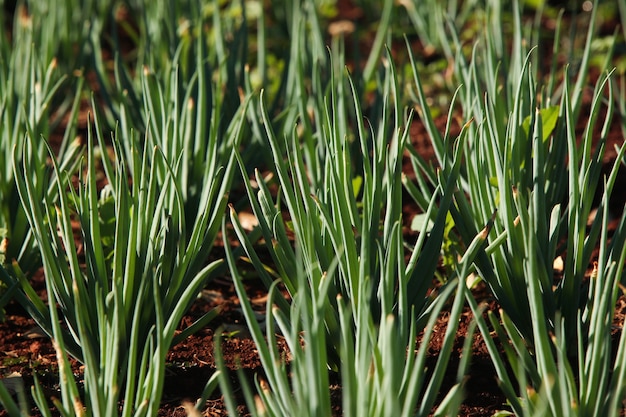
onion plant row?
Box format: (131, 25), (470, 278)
(0, 0), (625, 416)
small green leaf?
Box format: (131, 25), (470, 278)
(522, 105), (560, 142)
(352, 175), (363, 198)
(443, 211), (455, 237)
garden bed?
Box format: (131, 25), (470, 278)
(1, 1), (626, 416)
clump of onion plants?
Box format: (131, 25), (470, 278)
(406, 0), (626, 414)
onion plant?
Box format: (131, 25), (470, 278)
(464, 181), (626, 416)
(4, 44), (250, 411)
(14, 0), (112, 75)
(408, 0), (621, 346)
(2, 3), (248, 414)
(93, 0), (252, 135)
(217, 28), (490, 411)
(90, 0), (256, 236)
(215, 220), (490, 416)
(5, 106), (235, 415)
(0, 1), (83, 325)
(238, 0), (418, 172)
(219, 86), (494, 413)
(230, 44), (470, 349)
(398, 0), (480, 55)
(113, 36), (249, 235)
(406, 0), (626, 413)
